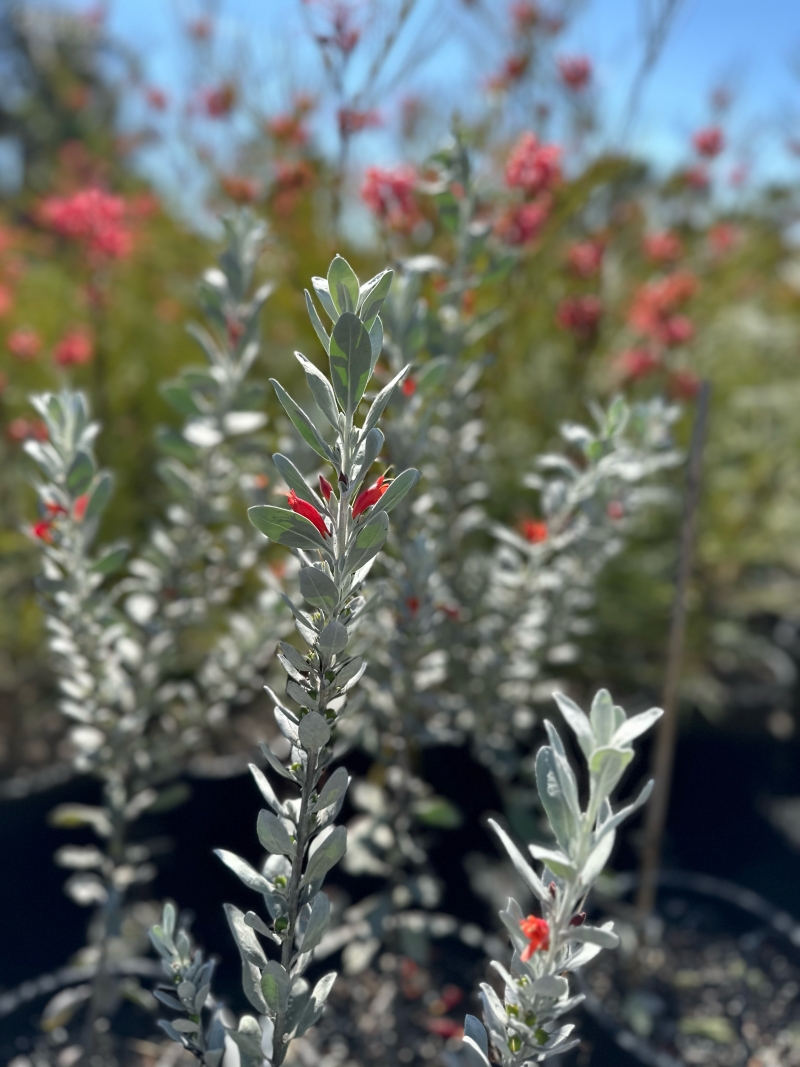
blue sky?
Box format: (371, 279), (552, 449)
(45, 0), (800, 192)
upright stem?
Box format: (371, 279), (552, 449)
(637, 380), (711, 916)
(274, 750), (318, 1066)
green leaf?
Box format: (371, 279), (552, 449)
(156, 427), (197, 463)
(311, 277), (338, 323)
(161, 382), (202, 417)
(299, 892), (331, 954)
(304, 825), (347, 885)
(553, 692), (595, 759)
(528, 843), (577, 879)
(304, 289), (331, 353)
(360, 365), (410, 440)
(248, 505), (329, 553)
(357, 269), (393, 329)
(368, 317), (383, 372)
(261, 961), (290, 1015)
(84, 473), (113, 521)
(487, 819), (549, 903)
(327, 255), (359, 314)
(318, 620), (348, 659)
(373, 468), (420, 515)
(298, 711), (331, 751)
(329, 312), (373, 416)
(91, 545), (128, 574)
(67, 452), (94, 495)
(299, 566), (338, 611)
(257, 810), (295, 856)
(295, 971), (337, 1036)
(270, 379), (335, 464)
(312, 766), (350, 814)
(611, 707), (663, 749)
(215, 850), (272, 895)
(590, 689), (616, 747)
(295, 352), (340, 428)
(346, 509), (389, 573)
(271, 454), (324, 509)
(413, 796), (462, 828)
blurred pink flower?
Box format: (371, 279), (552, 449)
(38, 187), (134, 262)
(338, 108), (381, 136)
(556, 294), (603, 339)
(146, 87), (168, 111)
(361, 165), (419, 232)
(495, 198), (552, 246)
(643, 231), (683, 264)
(614, 347), (661, 382)
(505, 132), (561, 197)
(203, 84), (236, 118)
(557, 55), (592, 90)
(566, 239), (604, 277)
(8, 327), (42, 361)
(54, 328), (94, 367)
(692, 126), (724, 158)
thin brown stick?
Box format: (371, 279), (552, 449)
(636, 379), (711, 917)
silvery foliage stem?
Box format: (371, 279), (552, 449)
(484, 397), (681, 749)
(323, 140), (505, 973)
(149, 903), (227, 1067)
(120, 211), (285, 743)
(461, 690), (662, 1065)
(20, 215), (285, 1054)
(188, 254), (420, 1067)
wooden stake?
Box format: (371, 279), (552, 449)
(636, 379), (712, 917)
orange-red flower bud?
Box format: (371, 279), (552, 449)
(32, 520), (55, 543)
(519, 915), (550, 961)
(287, 489), (328, 538)
(319, 475), (333, 501)
(352, 475), (388, 518)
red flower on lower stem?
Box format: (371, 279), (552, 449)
(520, 915), (550, 961)
(73, 494), (90, 522)
(32, 520), (55, 543)
(556, 295), (603, 340)
(287, 489), (328, 538)
(352, 475), (388, 518)
(520, 519), (548, 544)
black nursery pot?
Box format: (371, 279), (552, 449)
(577, 870), (800, 1067)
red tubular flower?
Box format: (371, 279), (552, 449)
(73, 494), (90, 522)
(352, 475), (388, 518)
(32, 520), (55, 543)
(287, 489), (328, 538)
(401, 377), (417, 397)
(519, 915), (550, 961)
(318, 475), (333, 501)
(520, 519), (548, 544)
(45, 501), (69, 517)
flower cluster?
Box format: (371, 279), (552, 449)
(38, 187), (134, 262)
(628, 271), (697, 347)
(361, 165), (420, 232)
(505, 132), (562, 198)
